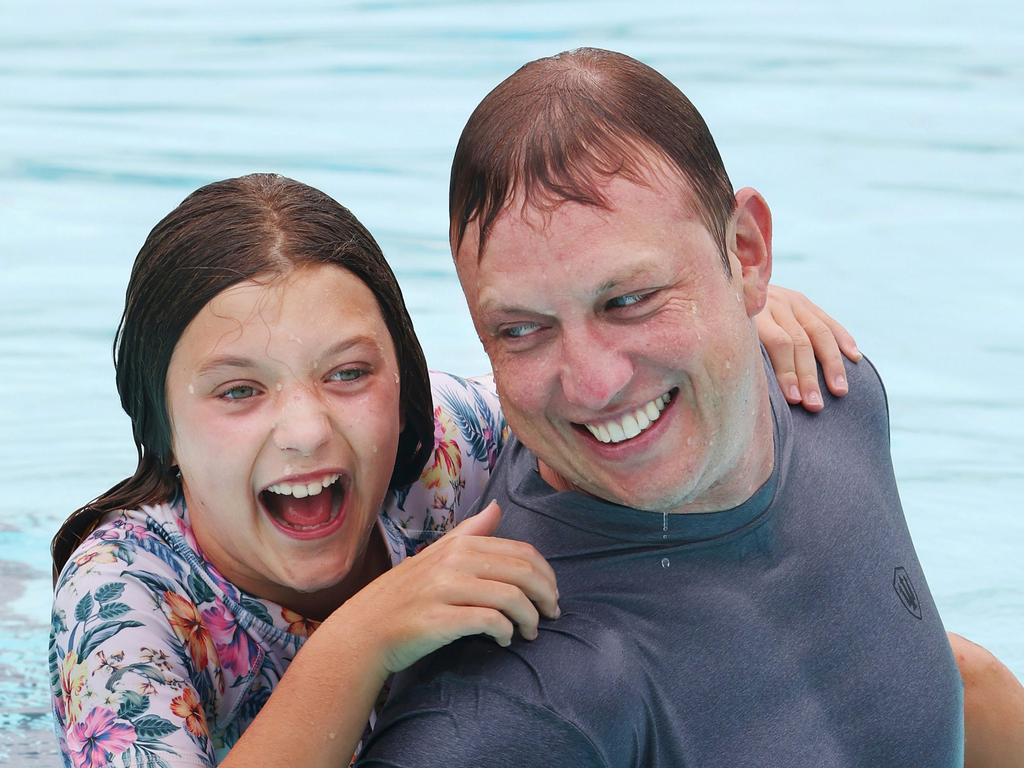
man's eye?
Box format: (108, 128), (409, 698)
(607, 292), (650, 309)
(501, 322), (542, 339)
(220, 385), (258, 401)
(328, 368), (365, 382)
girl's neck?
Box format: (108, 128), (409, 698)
(282, 524), (392, 622)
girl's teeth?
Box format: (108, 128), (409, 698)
(267, 474), (339, 498)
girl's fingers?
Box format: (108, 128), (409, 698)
(809, 303), (861, 364)
(760, 286), (865, 409)
(761, 301), (822, 409)
(756, 311), (802, 404)
(792, 301), (862, 397)
(423, 535), (559, 617)
(447, 499), (502, 538)
(450, 606), (516, 648)
(450, 579), (542, 641)
(459, 552), (560, 619)
(790, 305), (846, 400)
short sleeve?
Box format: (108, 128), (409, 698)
(51, 533), (218, 768)
(356, 679), (605, 768)
(382, 371), (508, 556)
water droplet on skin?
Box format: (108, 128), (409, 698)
(276, 383), (283, 392)
(662, 511), (668, 540)
(187, 384), (195, 395)
(661, 558), (671, 569)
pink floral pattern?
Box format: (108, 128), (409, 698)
(66, 708), (137, 768)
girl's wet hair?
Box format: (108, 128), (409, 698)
(52, 173), (432, 582)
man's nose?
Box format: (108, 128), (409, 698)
(272, 387), (331, 456)
(558, 325), (633, 412)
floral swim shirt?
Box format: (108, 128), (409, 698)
(49, 372), (506, 768)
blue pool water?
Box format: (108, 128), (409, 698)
(2, 2), (1022, 763)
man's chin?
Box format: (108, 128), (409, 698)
(552, 467), (697, 514)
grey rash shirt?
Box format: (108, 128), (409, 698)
(358, 357), (963, 767)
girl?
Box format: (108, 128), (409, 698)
(48, 173), (877, 768)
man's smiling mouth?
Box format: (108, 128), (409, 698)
(581, 389), (675, 444)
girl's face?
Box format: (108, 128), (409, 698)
(165, 264), (403, 618)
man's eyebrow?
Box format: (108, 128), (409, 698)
(194, 335), (381, 377)
(596, 265), (664, 295)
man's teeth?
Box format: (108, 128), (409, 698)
(584, 392), (672, 444)
(266, 473), (340, 498)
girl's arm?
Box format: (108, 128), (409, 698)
(219, 502), (557, 768)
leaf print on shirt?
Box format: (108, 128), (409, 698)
(438, 379), (506, 473)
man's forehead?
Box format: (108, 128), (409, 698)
(466, 158), (702, 265)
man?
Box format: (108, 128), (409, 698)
(358, 49), (989, 766)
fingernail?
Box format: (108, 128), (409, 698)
(807, 391), (822, 406)
(834, 375), (847, 391)
(851, 345), (862, 361)
(787, 385), (801, 401)
(554, 606), (561, 619)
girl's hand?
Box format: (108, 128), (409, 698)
(757, 285), (862, 412)
(339, 501), (559, 676)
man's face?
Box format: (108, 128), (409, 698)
(456, 163), (774, 513)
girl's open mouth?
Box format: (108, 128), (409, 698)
(259, 473), (348, 540)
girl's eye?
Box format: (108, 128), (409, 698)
(607, 291), (650, 309)
(501, 322), (542, 339)
(328, 368), (365, 382)
(220, 385), (258, 401)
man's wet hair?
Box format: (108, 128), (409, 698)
(449, 48), (736, 270)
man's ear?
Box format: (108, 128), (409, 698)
(728, 187), (773, 318)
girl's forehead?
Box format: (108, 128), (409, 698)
(178, 265), (392, 365)
(210, 265), (373, 316)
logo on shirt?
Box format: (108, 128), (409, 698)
(893, 566), (922, 620)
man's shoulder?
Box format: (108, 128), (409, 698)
(792, 354), (892, 447)
(369, 612), (642, 766)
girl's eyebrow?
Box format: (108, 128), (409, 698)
(194, 335), (381, 377)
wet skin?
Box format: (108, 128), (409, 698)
(455, 160), (776, 514)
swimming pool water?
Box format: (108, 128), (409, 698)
(2, 1), (1022, 763)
